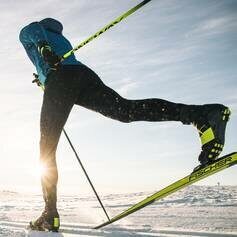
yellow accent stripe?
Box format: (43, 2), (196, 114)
(54, 217), (59, 228)
(223, 108), (231, 121)
(200, 127), (215, 145)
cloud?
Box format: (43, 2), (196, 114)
(187, 15), (237, 39)
(109, 77), (139, 97)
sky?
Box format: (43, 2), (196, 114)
(0, 0), (237, 196)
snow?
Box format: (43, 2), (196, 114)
(0, 186), (237, 236)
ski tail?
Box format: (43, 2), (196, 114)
(95, 152), (237, 229)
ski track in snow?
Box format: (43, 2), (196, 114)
(0, 186), (237, 237)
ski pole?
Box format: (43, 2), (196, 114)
(62, 129), (111, 222)
(32, 74), (111, 222)
(62, 0), (151, 60)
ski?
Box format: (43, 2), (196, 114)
(95, 152), (237, 229)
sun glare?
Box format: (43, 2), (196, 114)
(29, 163), (47, 179)
(39, 163), (47, 177)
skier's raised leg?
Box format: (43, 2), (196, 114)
(76, 67), (231, 168)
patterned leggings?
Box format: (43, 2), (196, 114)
(39, 64), (184, 209)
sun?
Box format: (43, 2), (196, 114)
(29, 162), (48, 179)
(39, 163), (48, 177)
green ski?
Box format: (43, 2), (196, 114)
(95, 152), (237, 229)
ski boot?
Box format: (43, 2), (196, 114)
(180, 104), (231, 170)
(29, 209), (60, 232)
(195, 104), (231, 170)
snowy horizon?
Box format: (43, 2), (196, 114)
(1, 185), (237, 236)
(0, 0), (237, 195)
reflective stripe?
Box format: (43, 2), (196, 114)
(54, 217), (60, 227)
(222, 108), (231, 121)
(200, 127), (215, 145)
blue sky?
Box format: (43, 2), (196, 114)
(0, 0), (236, 195)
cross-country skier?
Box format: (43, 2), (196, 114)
(19, 18), (231, 232)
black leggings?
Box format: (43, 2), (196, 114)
(39, 64), (184, 207)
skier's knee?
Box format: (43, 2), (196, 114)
(115, 113), (134, 123)
(115, 100), (135, 123)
